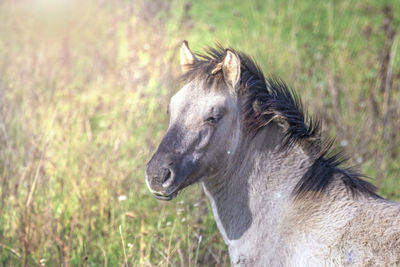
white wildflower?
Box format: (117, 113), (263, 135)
(118, 195), (127, 201)
(340, 140), (349, 147)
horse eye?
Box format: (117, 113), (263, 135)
(204, 114), (221, 125)
(204, 107), (225, 125)
(205, 116), (217, 123)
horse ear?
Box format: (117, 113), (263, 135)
(180, 40), (196, 74)
(222, 49), (241, 90)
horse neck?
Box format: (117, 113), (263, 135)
(202, 122), (313, 244)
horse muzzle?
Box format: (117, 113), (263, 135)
(145, 153), (193, 201)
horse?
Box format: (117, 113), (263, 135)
(145, 41), (400, 266)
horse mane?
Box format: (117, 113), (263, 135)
(181, 45), (378, 199)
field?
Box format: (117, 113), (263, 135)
(0, 0), (399, 266)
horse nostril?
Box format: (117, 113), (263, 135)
(161, 168), (175, 188)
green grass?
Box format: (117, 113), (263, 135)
(0, 0), (399, 266)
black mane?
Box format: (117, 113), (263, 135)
(182, 45), (377, 199)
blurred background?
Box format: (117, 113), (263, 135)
(0, 0), (399, 266)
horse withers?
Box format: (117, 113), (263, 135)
(145, 41), (400, 266)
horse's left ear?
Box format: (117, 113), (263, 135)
(222, 49), (241, 90)
(180, 40), (197, 74)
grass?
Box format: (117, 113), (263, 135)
(0, 0), (399, 266)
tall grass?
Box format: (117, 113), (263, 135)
(0, 0), (399, 266)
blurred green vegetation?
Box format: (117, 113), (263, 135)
(0, 0), (399, 266)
